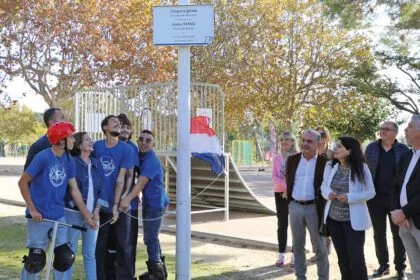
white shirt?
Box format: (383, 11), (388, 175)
(400, 149), (420, 207)
(292, 154), (317, 201)
(87, 163), (94, 212)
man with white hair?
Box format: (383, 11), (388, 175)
(391, 115), (420, 280)
(286, 129), (329, 280)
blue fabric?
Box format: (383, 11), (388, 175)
(64, 156), (109, 211)
(127, 141), (140, 212)
(64, 209), (98, 280)
(142, 207), (165, 262)
(25, 149), (75, 220)
(21, 217), (69, 280)
(192, 152), (225, 175)
(92, 140), (134, 214)
(140, 150), (169, 210)
(365, 140), (409, 182)
(24, 134), (51, 170)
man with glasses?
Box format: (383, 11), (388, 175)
(365, 121), (409, 280)
(120, 130), (169, 280)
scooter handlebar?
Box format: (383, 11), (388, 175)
(25, 214), (87, 232)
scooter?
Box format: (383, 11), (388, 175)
(26, 214), (87, 280)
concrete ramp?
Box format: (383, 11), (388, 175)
(157, 152), (275, 215)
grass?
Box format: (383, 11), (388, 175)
(0, 221), (237, 280)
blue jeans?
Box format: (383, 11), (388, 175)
(21, 217), (69, 280)
(64, 209), (98, 280)
(142, 207), (166, 262)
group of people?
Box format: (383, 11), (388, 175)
(272, 116), (420, 280)
(18, 108), (169, 280)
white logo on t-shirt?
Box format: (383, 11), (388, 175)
(101, 156), (115, 177)
(49, 164), (66, 187)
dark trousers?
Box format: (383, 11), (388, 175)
(367, 195), (406, 271)
(327, 217), (368, 280)
(130, 210), (139, 274)
(275, 192), (289, 253)
(96, 212), (133, 280)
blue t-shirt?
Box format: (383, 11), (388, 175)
(127, 141), (140, 212)
(92, 140), (133, 213)
(140, 150), (169, 210)
(25, 149), (75, 220)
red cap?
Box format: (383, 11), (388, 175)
(47, 122), (75, 145)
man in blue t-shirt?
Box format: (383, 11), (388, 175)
(24, 108), (66, 170)
(117, 113), (140, 276)
(18, 122), (95, 279)
(120, 130), (169, 280)
(93, 115), (134, 280)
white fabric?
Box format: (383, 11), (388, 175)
(87, 163), (94, 213)
(191, 134), (222, 154)
(321, 162), (376, 230)
(291, 154), (317, 201)
(400, 149), (420, 207)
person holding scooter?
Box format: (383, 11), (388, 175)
(18, 122), (96, 279)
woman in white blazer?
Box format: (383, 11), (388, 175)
(321, 136), (375, 280)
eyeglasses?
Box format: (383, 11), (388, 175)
(379, 127), (396, 132)
(138, 137), (153, 143)
(320, 132), (327, 138)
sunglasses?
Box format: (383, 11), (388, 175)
(138, 137), (153, 143)
(320, 132), (327, 138)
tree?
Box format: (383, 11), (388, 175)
(350, 52), (419, 114)
(0, 101), (44, 156)
(192, 0), (379, 134)
(0, 0), (176, 116)
(321, 0), (420, 114)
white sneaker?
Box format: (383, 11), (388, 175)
(275, 253), (285, 267)
(290, 254), (295, 267)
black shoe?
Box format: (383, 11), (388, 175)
(372, 264), (390, 278)
(397, 270), (407, 280)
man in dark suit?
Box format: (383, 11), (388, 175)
(286, 129), (329, 280)
(391, 115), (420, 280)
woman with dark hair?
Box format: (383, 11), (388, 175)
(64, 132), (108, 280)
(321, 136), (375, 280)
(272, 131), (298, 267)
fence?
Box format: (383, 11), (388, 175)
(75, 82), (225, 151)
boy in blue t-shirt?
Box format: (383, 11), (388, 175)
(120, 130), (169, 280)
(18, 122), (95, 279)
(92, 115), (134, 280)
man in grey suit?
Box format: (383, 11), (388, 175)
(391, 115), (420, 280)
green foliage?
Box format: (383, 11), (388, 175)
(0, 102), (45, 146)
(193, 0), (380, 138)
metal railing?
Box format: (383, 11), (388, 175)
(75, 82), (225, 151)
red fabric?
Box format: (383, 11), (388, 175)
(190, 116), (216, 136)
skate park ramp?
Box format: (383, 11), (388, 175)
(157, 152), (276, 215)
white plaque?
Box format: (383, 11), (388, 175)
(153, 5), (214, 46)
(196, 108), (213, 128)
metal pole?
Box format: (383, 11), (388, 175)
(45, 222), (58, 280)
(176, 1), (191, 279)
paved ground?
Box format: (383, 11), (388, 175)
(0, 157), (414, 279)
